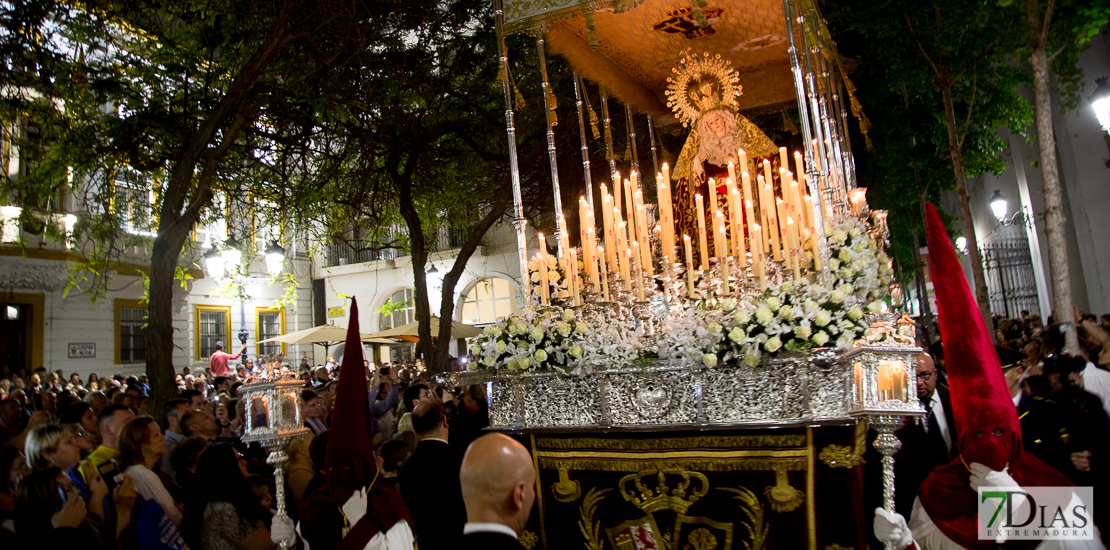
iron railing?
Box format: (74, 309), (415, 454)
(981, 238), (1039, 319)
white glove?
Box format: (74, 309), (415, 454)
(873, 507), (914, 549)
(341, 488), (368, 527)
(968, 462), (1020, 492)
(270, 514), (296, 548)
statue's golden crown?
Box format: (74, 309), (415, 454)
(666, 50), (742, 127)
(618, 469), (709, 514)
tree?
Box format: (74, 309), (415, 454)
(824, 0), (1030, 332)
(1001, 0), (1110, 350)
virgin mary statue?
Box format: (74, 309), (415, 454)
(666, 51), (778, 256)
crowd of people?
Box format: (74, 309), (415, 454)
(0, 345), (498, 549)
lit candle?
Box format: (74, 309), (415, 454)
(598, 247), (609, 301)
(612, 171), (622, 219)
(601, 191), (615, 270)
(713, 211), (726, 263)
(775, 198), (789, 266)
(718, 223), (729, 295)
(877, 360), (894, 401)
(618, 221), (631, 283)
(806, 227), (823, 271)
(752, 223), (766, 290)
(656, 172), (674, 257)
(631, 242), (645, 302)
(790, 178), (804, 231)
(623, 177), (637, 247)
(587, 227), (600, 285)
(891, 361), (906, 401)
(570, 248), (581, 305)
(804, 194), (815, 229)
(853, 362), (864, 404)
(737, 149), (748, 174)
(727, 161), (738, 188)
(744, 199), (757, 265)
(732, 188), (746, 267)
(779, 147), (789, 175)
(695, 193), (708, 270)
(683, 235), (696, 297)
(787, 217), (801, 281)
(613, 205), (626, 277)
(794, 151), (805, 188)
(537, 246), (549, 305)
(635, 201), (652, 277)
(767, 188), (781, 262)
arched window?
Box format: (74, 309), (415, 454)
(378, 288), (415, 330)
(460, 277), (516, 325)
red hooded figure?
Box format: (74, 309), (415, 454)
(298, 297), (413, 549)
(873, 203), (1083, 550)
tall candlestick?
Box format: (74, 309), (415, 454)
(612, 171), (622, 221)
(806, 227), (823, 271)
(787, 217), (801, 281)
(779, 147), (790, 176)
(752, 223), (766, 290)
(775, 198), (789, 267)
(713, 211), (726, 262)
(623, 177), (637, 247)
(794, 150), (805, 189)
(631, 242), (645, 302)
(790, 177), (804, 230)
(718, 224), (729, 295)
(732, 189), (747, 267)
(657, 172), (675, 257)
(617, 221), (631, 283)
(767, 185), (781, 262)
(727, 161), (738, 189)
(695, 194), (708, 270)
(725, 178), (739, 257)
(537, 247), (549, 305)
(635, 202), (652, 277)
(587, 227), (600, 285)
(707, 178), (720, 242)
(602, 192), (615, 269)
(569, 248), (581, 305)
(804, 194), (815, 229)
(738, 148), (748, 174)
(598, 249), (609, 302)
(683, 235), (696, 297)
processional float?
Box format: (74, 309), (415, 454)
(450, 0), (926, 549)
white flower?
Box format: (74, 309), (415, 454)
(527, 259), (538, 271)
(778, 306), (795, 320)
(506, 359), (520, 371)
(830, 289), (846, 304)
(729, 327), (746, 343)
(814, 310), (832, 327)
(812, 331), (829, 346)
(804, 299), (819, 313)
(494, 341), (508, 354)
(575, 321), (588, 334)
(518, 357), (532, 369)
(835, 335), (852, 348)
(561, 309), (576, 322)
(847, 307), (864, 321)
(556, 321), (571, 337)
(795, 326), (812, 339)
(483, 355), (496, 366)
(743, 352), (761, 367)
(467, 360), (479, 372)
(569, 345), (583, 358)
(843, 283), (854, 295)
(849, 227), (862, 238)
(702, 353), (718, 367)
(764, 336), (783, 352)
(549, 270), (561, 283)
(734, 310), (751, 324)
(838, 249), (852, 262)
(828, 258), (841, 271)
(707, 322), (723, 336)
(530, 272), (542, 282)
(868, 301), (882, 313)
(831, 230), (847, 243)
(720, 298), (736, 312)
(765, 296), (782, 311)
(545, 254), (557, 267)
(470, 344), (483, 355)
(755, 307), (774, 325)
(534, 349), (548, 363)
(483, 325), (501, 337)
(510, 322), (528, 335)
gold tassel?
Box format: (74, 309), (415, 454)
(585, 10), (598, 49)
(546, 87), (558, 127)
(782, 109), (799, 135)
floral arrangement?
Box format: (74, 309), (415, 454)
(825, 216), (891, 302)
(469, 305), (589, 373)
(527, 254), (585, 303)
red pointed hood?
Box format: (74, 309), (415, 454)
(923, 202), (1020, 469)
(324, 297), (376, 502)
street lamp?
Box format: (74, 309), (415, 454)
(204, 247), (226, 281)
(264, 241), (286, 277)
(955, 237), (968, 255)
(222, 235), (243, 271)
(989, 190), (1008, 223)
(1092, 77), (1110, 136)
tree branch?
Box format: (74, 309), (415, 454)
(903, 12), (943, 82)
(958, 66), (978, 151)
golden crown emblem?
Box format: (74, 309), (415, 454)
(618, 469), (709, 514)
(665, 49), (742, 127)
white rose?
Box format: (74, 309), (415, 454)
(527, 259), (538, 271)
(795, 326), (812, 339)
(470, 344), (483, 355)
(729, 327), (746, 343)
(549, 270), (561, 282)
(534, 349), (548, 363)
(506, 359), (520, 371)
(545, 254), (557, 267)
(734, 310), (751, 324)
(804, 299), (819, 313)
(843, 283), (854, 295)
(778, 306), (795, 320)
(708, 322), (723, 336)
(755, 307), (774, 325)
(483, 355), (496, 366)
(743, 352), (761, 367)
(561, 309), (576, 322)
(494, 341), (508, 354)
(702, 353), (718, 368)
(575, 321), (588, 334)
(765, 296), (782, 311)
(569, 345), (583, 358)
(764, 337), (783, 352)
(838, 249), (852, 262)
(530, 328), (545, 341)
(828, 258), (841, 271)
(483, 325), (501, 337)
(847, 307), (864, 321)
(814, 309), (832, 327)
(530, 272), (542, 282)
(518, 357), (532, 369)
(867, 301), (882, 313)
(556, 321), (571, 337)
(811, 331), (829, 346)
(720, 298), (736, 312)
(831, 230), (847, 243)
(829, 289), (846, 304)
(849, 227), (862, 238)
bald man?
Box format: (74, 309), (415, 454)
(459, 434), (535, 550)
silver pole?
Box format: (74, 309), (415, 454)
(624, 103), (640, 179)
(783, 0), (831, 281)
(495, 0), (530, 306)
(573, 72), (595, 212)
(600, 91), (618, 183)
(646, 115), (659, 177)
(537, 33), (565, 257)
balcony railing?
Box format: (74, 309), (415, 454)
(323, 224), (480, 267)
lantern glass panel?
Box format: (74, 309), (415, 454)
(250, 395), (270, 430)
(280, 390), (299, 430)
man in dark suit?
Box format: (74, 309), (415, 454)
(1000, 347), (1070, 476)
(459, 434), (535, 550)
(889, 352), (958, 517)
(399, 400), (467, 549)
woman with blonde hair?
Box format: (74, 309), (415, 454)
(24, 423), (81, 473)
